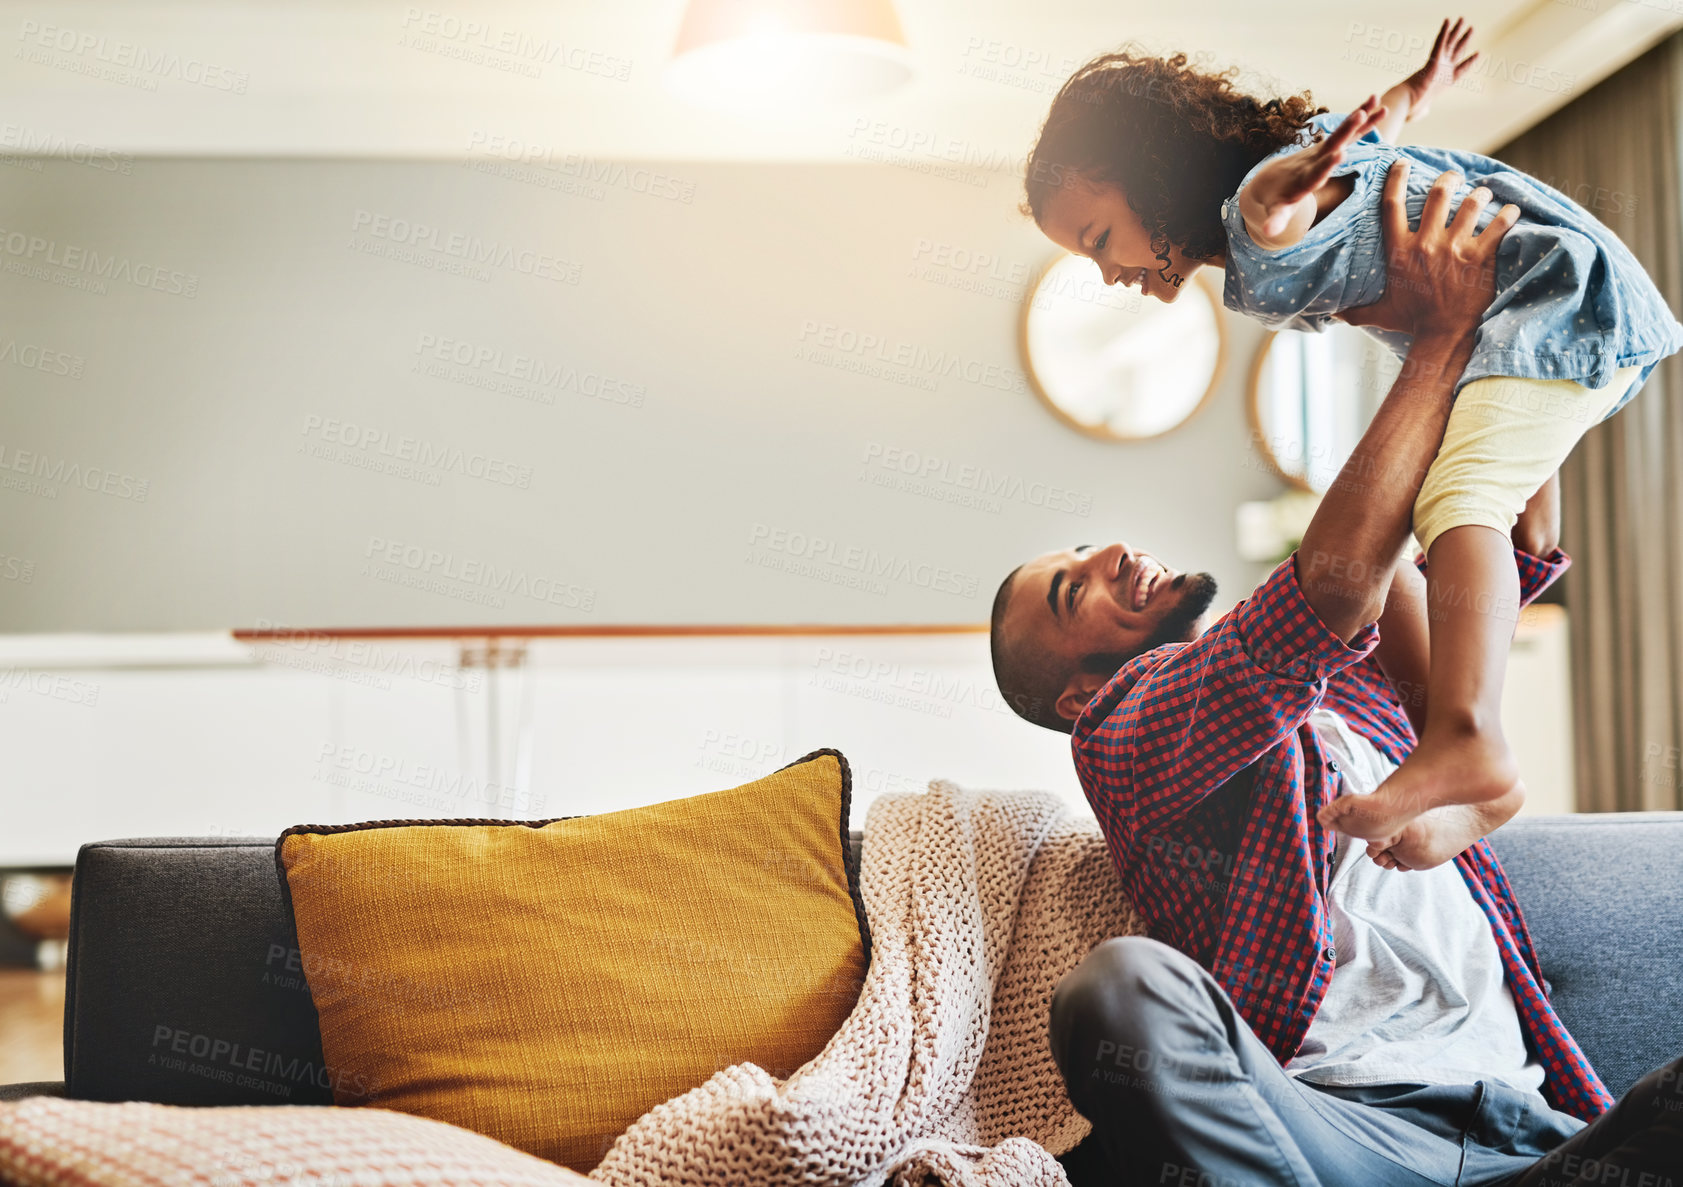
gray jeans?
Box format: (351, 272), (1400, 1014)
(1049, 936), (1683, 1186)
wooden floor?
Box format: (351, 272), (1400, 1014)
(0, 968), (66, 1085)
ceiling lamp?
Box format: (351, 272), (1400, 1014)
(666, 0), (913, 109)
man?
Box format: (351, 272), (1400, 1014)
(990, 162), (1683, 1184)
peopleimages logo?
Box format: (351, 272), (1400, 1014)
(861, 442), (1093, 517)
(796, 320), (1028, 396)
(150, 1025), (372, 1099)
(0, 338), (84, 378)
(465, 133), (695, 203)
(955, 35), (1080, 94)
(398, 9), (632, 81)
(15, 20), (251, 93)
(0, 667), (99, 707)
(845, 118), (1023, 173)
(248, 619), (483, 693)
(1341, 20), (1575, 96)
(910, 238), (1033, 286)
(0, 554), (34, 583)
(314, 742), (523, 812)
(0, 226), (198, 296)
(349, 210), (582, 284)
(299, 415), (533, 488)
(0, 443), (149, 501)
(362, 537), (596, 611)
(0, 123), (133, 173)
(413, 333), (645, 408)
(747, 522), (979, 599)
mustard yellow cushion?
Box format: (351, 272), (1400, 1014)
(276, 748), (869, 1173)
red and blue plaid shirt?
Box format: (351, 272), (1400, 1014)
(1072, 548), (1613, 1122)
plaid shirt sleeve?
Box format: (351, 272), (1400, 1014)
(1344, 546), (1571, 764)
(1515, 546), (1570, 605)
(1075, 555), (1380, 835)
(1413, 546), (1570, 605)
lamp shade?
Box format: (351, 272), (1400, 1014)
(667, 0), (913, 107)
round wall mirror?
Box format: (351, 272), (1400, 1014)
(1248, 325), (1399, 492)
(1019, 254), (1226, 441)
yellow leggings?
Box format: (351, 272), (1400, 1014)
(1413, 365), (1642, 554)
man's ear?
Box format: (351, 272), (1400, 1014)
(1055, 668), (1114, 725)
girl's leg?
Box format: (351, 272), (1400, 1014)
(1320, 364), (1642, 843)
(1324, 523), (1521, 841)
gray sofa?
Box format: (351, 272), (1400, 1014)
(4, 815), (1682, 1175)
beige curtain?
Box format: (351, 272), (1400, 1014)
(1498, 35), (1683, 812)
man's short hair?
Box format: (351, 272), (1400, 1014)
(989, 566), (1077, 735)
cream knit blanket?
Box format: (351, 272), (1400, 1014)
(590, 782), (1146, 1187)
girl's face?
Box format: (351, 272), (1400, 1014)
(1037, 175), (1209, 303)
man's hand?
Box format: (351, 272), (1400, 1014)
(1294, 169), (1516, 643)
(1240, 97), (1387, 245)
(1339, 160), (1519, 337)
(1513, 471), (1561, 558)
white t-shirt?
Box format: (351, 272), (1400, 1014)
(1285, 709), (1545, 1093)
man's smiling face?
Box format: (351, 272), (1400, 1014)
(997, 542), (1220, 726)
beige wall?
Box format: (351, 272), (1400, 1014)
(0, 155), (1279, 631)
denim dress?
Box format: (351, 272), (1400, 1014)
(1220, 113), (1683, 414)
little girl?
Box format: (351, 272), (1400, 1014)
(1022, 20), (1683, 848)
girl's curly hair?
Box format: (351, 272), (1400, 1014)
(1023, 49), (1326, 261)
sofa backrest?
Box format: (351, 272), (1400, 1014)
(59, 815), (1683, 1104)
(1486, 811), (1683, 1100)
(64, 831), (870, 1105)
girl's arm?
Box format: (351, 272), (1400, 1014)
(1238, 98), (1386, 249)
(1374, 17), (1481, 142)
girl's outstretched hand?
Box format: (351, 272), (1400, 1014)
(1403, 17), (1480, 121)
(1242, 96), (1387, 243)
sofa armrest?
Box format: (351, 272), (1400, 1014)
(65, 838), (332, 1105)
(0, 1081), (64, 1102)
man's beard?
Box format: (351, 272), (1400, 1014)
(1076, 573), (1222, 685)
(1140, 572), (1219, 651)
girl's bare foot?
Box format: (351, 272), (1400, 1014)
(1367, 818), (1463, 871)
(1317, 724), (1519, 842)
(1366, 781), (1528, 871)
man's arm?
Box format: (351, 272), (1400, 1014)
(1372, 556), (1431, 736)
(1372, 17), (1481, 142)
(1079, 167), (1518, 833)
(1513, 471), (1560, 558)
(1296, 160), (1518, 642)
